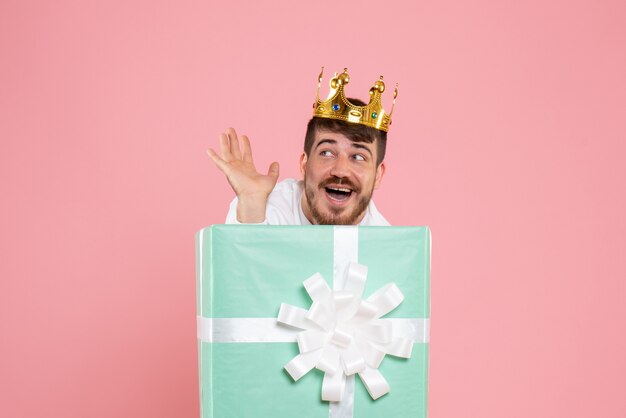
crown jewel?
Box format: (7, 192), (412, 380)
(313, 67), (397, 132)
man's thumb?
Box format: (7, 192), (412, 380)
(267, 161), (280, 180)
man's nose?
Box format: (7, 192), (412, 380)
(329, 154), (351, 178)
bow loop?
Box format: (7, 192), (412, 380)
(297, 329), (327, 353)
(277, 303), (311, 329)
(366, 283), (405, 318)
(304, 272), (333, 301)
(358, 320), (393, 344)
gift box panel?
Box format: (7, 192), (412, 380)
(197, 225), (430, 418)
(203, 226), (335, 318)
(202, 343), (329, 418)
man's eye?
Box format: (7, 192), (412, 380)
(353, 154), (366, 161)
(320, 150), (333, 157)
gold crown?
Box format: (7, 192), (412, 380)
(313, 67), (398, 132)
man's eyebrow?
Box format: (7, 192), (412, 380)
(314, 139), (337, 149)
(351, 142), (373, 156)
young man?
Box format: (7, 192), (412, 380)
(207, 68), (396, 226)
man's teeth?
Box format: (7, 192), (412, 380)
(327, 187), (351, 192)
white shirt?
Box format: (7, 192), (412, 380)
(225, 178), (390, 226)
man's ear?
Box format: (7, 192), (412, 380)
(374, 161), (385, 189)
(299, 152), (308, 176)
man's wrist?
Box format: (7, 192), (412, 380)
(236, 194), (269, 223)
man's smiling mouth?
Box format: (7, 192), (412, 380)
(324, 186), (353, 202)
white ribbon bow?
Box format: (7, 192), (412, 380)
(277, 262), (413, 402)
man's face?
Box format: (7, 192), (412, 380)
(300, 129), (385, 225)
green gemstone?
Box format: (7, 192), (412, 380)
(372, 112), (378, 119)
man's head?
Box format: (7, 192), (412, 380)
(300, 99), (387, 225)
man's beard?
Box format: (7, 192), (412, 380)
(304, 174), (374, 225)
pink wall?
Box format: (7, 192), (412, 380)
(1, 0), (625, 417)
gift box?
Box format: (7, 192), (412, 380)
(196, 225), (431, 418)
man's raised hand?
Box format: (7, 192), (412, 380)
(207, 128), (279, 223)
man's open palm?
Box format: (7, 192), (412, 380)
(207, 128), (280, 199)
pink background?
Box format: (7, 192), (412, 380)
(1, 0), (625, 417)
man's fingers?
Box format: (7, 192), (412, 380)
(227, 127), (242, 160)
(220, 133), (234, 161)
(207, 148), (231, 174)
(267, 161), (280, 181)
(241, 135), (253, 163)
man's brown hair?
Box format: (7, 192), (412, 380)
(304, 98), (388, 166)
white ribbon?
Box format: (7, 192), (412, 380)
(197, 317), (428, 345)
(197, 317), (428, 344)
(277, 262), (414, 402)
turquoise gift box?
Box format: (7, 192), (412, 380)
(196, 225), (431, 418)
